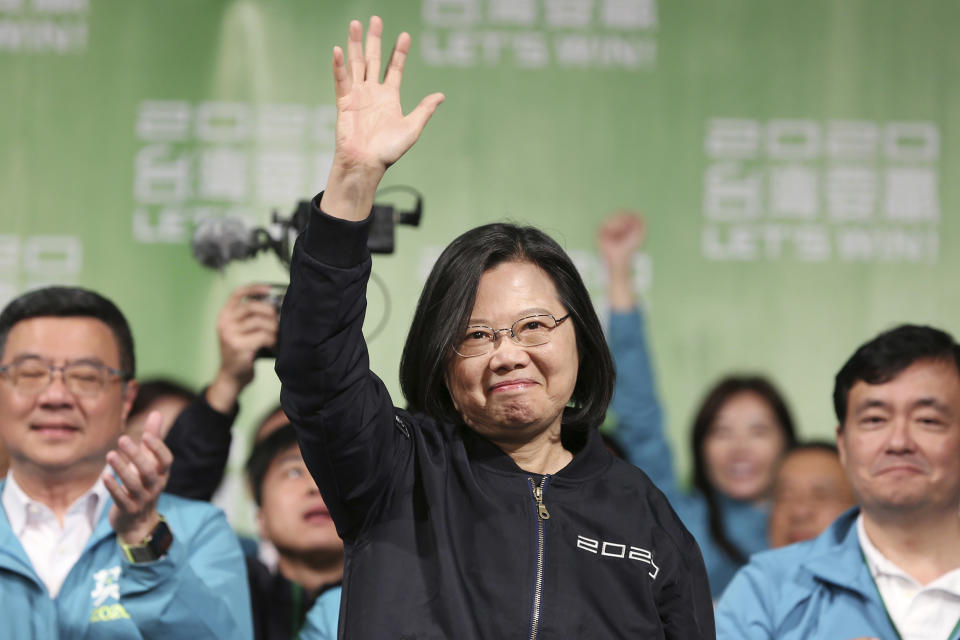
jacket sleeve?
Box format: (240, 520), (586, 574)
(275, 194), (412, 542)
(608, 309), (681, 500)
(714, 561), (777, 639)
(163, 390), (236, 501)
(119, 503), (253, 639)
(653, 506), (716, 639)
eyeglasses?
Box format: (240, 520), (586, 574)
(454, 313), (570, 358)
(0, 357), (128, 397)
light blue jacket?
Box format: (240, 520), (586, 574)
(0, 481), (253, 639)
(609, 308), (769, 597)
(716, 508), (960, 640)
(298, 585), (341, 640)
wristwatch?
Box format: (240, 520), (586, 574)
(120, 516), (173, 563)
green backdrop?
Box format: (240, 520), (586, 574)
(2, 0), (957, 529)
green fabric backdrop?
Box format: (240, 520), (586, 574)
(2, 0), (957, 529)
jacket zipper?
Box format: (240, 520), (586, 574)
(528, 476), (551, 640)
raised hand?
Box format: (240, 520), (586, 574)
(322, 16), (445, 221)
(206, 283), (278, 413)
(597, 212), (647, 310)
(103, 411), (173, 545)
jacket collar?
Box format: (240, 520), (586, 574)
(801, 507), (877, 599)
(0, 477), (117, 580)
(459, 424), (612, 483)
(0, 478), (42, 581)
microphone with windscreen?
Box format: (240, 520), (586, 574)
(190, 217), (277, 270)
(190, 188), (423, 271)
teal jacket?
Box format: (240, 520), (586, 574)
(609, 308), (769, 597)
(0, 481), (253, 639)
(298, 585), (341, 640)
(716, 508), (960, 640)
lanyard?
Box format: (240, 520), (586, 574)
(861, 551), (960, 640)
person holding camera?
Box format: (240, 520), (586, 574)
(164, 283), (278, 500)
(161, 285), (347, 640)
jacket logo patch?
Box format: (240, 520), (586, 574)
(90, 566), (130, 623)
(576, 535), (660, 579)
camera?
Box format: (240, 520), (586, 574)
(243, 283), (285, 359)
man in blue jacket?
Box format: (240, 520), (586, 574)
(716, 324), (960, 639)
(0, 286), (253, 639)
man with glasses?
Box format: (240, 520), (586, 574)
(0, 286), (252, 638)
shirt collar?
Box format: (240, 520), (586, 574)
(1, 470), (110, 536)
(857, 512), (916, 584)
(857, 512), (960, 596)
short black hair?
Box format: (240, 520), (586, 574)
(833, 324), (960, 424)
(399, 223), (614, 434)
(129, 378), (195, 419)
(245, 422), (299, 506)
(0, 286), (136, 377)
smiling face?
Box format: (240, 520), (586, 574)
(444, 260), (579, 446)
(703, 391), (788, 502)
(837, 358), (960, 519)
(0, 316), (135, 481)
(256, 445), (342, 555)
(769, 448), (856, 547)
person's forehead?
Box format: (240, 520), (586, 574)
(470, 261), (562, 321)
(782, 449), (842, 477)
(716, 391), (774, 418)
(267, 445), (305, 472)
(3, 316), (122, 366)
(848, 359), (960, 410)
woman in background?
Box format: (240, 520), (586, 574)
(599, 213), (796, 597)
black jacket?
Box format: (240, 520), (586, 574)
(164, 391), (235, 501)
(276, 196), (715, 639)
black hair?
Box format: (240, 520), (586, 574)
(399, 223), (614, 435)
(690, 375), (797, 565)
(601, 432), (628, 459)
(245, 422), (299, 506)
(129, 378), (195, 419)
(833, 324), (960, 424)
(0, 286), (135, 377)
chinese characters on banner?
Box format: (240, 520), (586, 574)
(421, 0), (657, 70)
(131, 101), (336, 244)
(0, 235), (83, 308)
(0, 0), (88, 54)
(701, 119), (940, 263)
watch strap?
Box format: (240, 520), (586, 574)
(121, 515), (173, 563)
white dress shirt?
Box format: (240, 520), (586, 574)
(858, 514), (960, 640)
(2, 471), (109, 598)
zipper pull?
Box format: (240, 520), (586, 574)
(531, 478), (551, 520)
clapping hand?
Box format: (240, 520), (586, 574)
(103, 411), (172, 545)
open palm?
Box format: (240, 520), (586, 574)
(332, 17), (444, 172)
